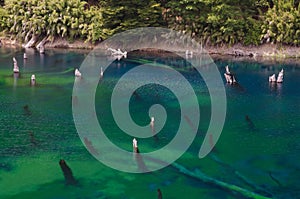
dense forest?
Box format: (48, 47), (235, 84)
(0, 0), (299, 46)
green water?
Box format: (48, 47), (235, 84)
(1, 48), (300, 199)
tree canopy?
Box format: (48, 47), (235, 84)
(0, 0), (299, 46)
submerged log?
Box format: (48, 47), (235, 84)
(171, 163), (272, 199)
(28, 131), (37, 146)
(157, 188), (163, 199)
(268, 172), (283, 187)
(23, 105), (32, 115)
(209, 154), (272, 197)
(59, 159), (77, 185)
(245, 115), (256, 130)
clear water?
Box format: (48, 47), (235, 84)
(1, 47), (300, 199)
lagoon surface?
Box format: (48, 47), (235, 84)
(1, 47), (300, 199)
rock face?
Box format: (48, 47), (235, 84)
(59, 159), (77, 185)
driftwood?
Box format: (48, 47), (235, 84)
(171, 163), (272, 199)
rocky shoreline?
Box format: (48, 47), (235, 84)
(206, 43), (300, 59)
(1, 36), (299, 62)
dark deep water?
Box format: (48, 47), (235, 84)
(1, 47), (300, 199)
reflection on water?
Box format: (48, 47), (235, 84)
(13, 73), (19, 88)
(0, 47), (300, 198)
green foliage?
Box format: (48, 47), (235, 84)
(83, 6), (107, 42)
(205, 1), (247, 45)
(261, 0), (300, 45)
(1, 0), (300, 46)
(0, 7), (7, 31)
(2, 0), (105, 43)
(243, 17), (262, 46)
(163, 0), (208, 37)
(101, 0), (164, 35)
(164, 0), (265, 46)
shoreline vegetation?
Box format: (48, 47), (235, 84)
(0, 0), (299, 60)
(1, 36), (299, 62)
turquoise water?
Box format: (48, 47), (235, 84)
(0, 47), (300, 199)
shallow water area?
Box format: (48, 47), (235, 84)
(1, 47), (300, 199)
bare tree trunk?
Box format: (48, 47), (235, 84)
(23, 35), (38, 48)
(36, 36), (49, 50)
